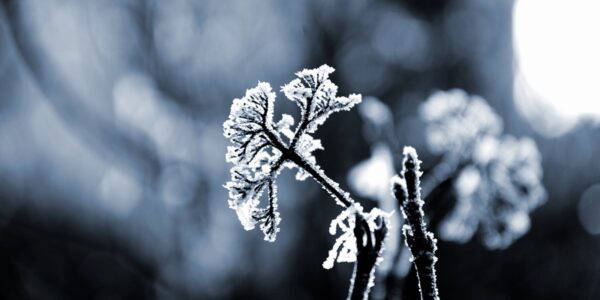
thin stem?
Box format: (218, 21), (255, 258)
(392, 147), (440, 300)
(264, 122), (354, 208)
(348, 215), (388, 300)
(287, 151), (353, 207)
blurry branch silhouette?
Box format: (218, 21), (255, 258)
(0, 1), (160, 176)
(223, 65), (390, 299)
(392, 147), (440, 300)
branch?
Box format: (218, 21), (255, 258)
(348, 214), (388, 300)
(392, 147), (440, 300)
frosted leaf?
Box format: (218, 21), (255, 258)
(323, 204), (391, 269)
(439, 135), (547, 249)
(420, 89), (502, 155)
(293, 134), (323, 181)
(276, 114), (295, 140)
(307, 93), (362, 133)
(295, 64), (335, 91)
(281, 78), (313, 111)
(282, 65), (362, 134)
(225, 164), (269, 230)
(225, 65), (365, 244)
(252, 180), (281, 242)
(223, 81), (287, 241)
(224, 82), (277, 165)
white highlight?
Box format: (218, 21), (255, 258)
(514, 0), (600, 123)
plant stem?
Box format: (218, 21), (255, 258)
(392, 147), (440, 300)
(348, 215), (388, 300)
(288, 151), (353, 207)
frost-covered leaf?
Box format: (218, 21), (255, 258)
(224, 82), (286, 241)
(276, 114), (295, 140)
(293, 134), (323, 180)
(224, 65), (366, 245)
(224, 82), (277, 165)
(252, 180), (281, 242)
(282, 65), (362, 134)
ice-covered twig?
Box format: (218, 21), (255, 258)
(392, 147), (440, 300)
(347, 212), (388, 300)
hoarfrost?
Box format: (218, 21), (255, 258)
(323, 203), (391, 269)
(224, 65), (371, 242)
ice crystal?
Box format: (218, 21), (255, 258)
(224, 65), (366, 242)
(439, 136), (547, 249)
(420, 89), (502, 155)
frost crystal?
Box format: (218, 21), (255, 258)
(224, 65), (367, 242)
(420, 89), (502, 155)
(439, 136), (547, 249)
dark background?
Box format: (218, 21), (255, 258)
(1, 0), (600, 299)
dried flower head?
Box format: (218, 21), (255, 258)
(420, 89), (503, 155)
(440, 136), (547, 249)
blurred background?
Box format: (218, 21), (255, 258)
(1, 0), (600, 299)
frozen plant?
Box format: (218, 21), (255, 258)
(419, 90), (546, 249)
(419, 89), (502, 157)
(439, 135), (546, 249)
(391, 147), (440, 300)
(224, 65), (390, 299)
(419, 89), (503, 197)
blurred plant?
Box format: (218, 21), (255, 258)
(392, 147), (440, 300)
(439, 135), (546, 249)
(223, 65), (390, 299)
(348, 91), (546, 299)
(420, 89), (546, 249)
